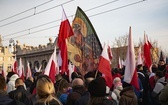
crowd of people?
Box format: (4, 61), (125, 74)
(0, 59), (168, 105)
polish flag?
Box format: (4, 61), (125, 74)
(18, 58), (25, 81)
(98, 43), (113, 88)
(12, 58), (18, 74)
(124, 27), (139, 90)
(143, 33), (152, 72)
(137, 46), (143, 65)
(26, 61), (32, 79)
(57, 7), (74, 74)
(44, 47), (58, 83)
(118, 56), (122, 69)
(147, 35), (152, 49)
(108, 44), (113, 61)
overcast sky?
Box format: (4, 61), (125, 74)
(0, 0), (168, 55)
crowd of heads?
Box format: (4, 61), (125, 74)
(0, 59), (168, 105)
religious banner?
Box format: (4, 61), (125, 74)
(67, 6), (102, 76)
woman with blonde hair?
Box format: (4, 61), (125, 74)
(35, 75), (62, 105)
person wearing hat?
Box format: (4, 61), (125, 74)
(88, 77), (116, 105)
(6, 72), (19, 93)
(158, 51), (166, 72)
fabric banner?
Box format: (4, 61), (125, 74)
(67, 6), (102, 76)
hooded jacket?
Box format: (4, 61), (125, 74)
(119, 87), (138, 105)
(7, 74), (19, 93)
(152, 77), (166, 97)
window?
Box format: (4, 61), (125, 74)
(8, 64), (12, 69)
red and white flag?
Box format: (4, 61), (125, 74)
(26, 61), (32, 79)
(147, 35), (152, 49)
(98, 43), (113, 88)
(137, 46), (143, 65)
(108, 44), (113, 61)
(57, 7), (74, 74)
(18, 58), (25, 81)
(44, 47), (58, 83)
(12, 57), (18, 74)
(124, 27), (139, 90)
(143, 33), (152, 72)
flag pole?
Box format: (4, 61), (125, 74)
(94, 70), (98, 78)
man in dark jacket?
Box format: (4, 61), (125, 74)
(8, 78), (31, 104)
(75, 77), (94, 105)
(66, 78), (85, 105)
(137, 65), (149, 105)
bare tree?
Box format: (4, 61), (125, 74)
(112, 34), (128, 47)
(111, 35), (163, 67)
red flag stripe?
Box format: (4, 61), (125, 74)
(57, 8), (74, 74)
(143, 34), (152, 72)
(98, 44), (113, 88)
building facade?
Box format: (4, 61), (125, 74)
(13, 38), (159, 74)
(0, 35), (15, 74)
(15, 38), (57, 73)
(111, 46), (159, 68)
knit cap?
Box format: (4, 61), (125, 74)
(88, 77), (106, 97)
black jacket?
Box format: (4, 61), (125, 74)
(74, 91), (90, 105)
(0, 90), (13, 105)
(66, 86), (85, 105)
(8, 85), (31, 104)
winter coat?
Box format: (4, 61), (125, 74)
(95, 99), (117, 105)
(66, 86), (85, 105)
(7, 74), (19, 93)
(0, 90), (13, 105)
(159, 83), (168, 105)
(152, 77), (166, 97)
(74, 91), (90, 105)
(6, 100), (25, 105)
(59, 94), (68, 105)
(113, 86), (123, 100)
(8, 85), (31, 104)
(119, 87), (138, 105)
